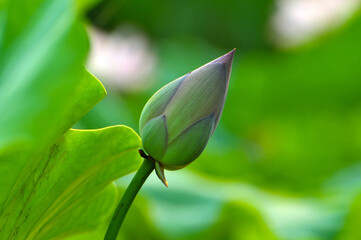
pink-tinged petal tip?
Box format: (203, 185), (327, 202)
(212, 48), (235, 83)
(213, 48), (236, 65)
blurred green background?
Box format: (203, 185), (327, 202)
(13, 0), (361, 239)
(76, 0), (361, 239)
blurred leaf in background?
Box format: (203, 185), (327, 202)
(207, 10), (361, 191)
(87, 0), (274, 51)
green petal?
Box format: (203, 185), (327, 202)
(139, 75), (186, 132)
(164, 63), (226, 141)
(141, 115), (168, 160)
(161, 114), (215, 170)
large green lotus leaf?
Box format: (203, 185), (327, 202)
(0, 0), (91, 149)
(0, 0), (142, 239)
(3, 126), (141, 240)
(65, 188), (167, 240)
(0, 0), (98, 220)
(21, 187), (119, 240)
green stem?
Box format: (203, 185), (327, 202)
(104, 159), (154, 240)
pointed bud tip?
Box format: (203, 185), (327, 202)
(214, 49), (235, 65)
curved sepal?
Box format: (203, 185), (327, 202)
(155, 160), (168, 187)
(141, 115), (168, 160)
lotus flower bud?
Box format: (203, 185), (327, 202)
(139, 49), (235, 172)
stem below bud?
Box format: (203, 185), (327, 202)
(104, 158), (154, 240)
